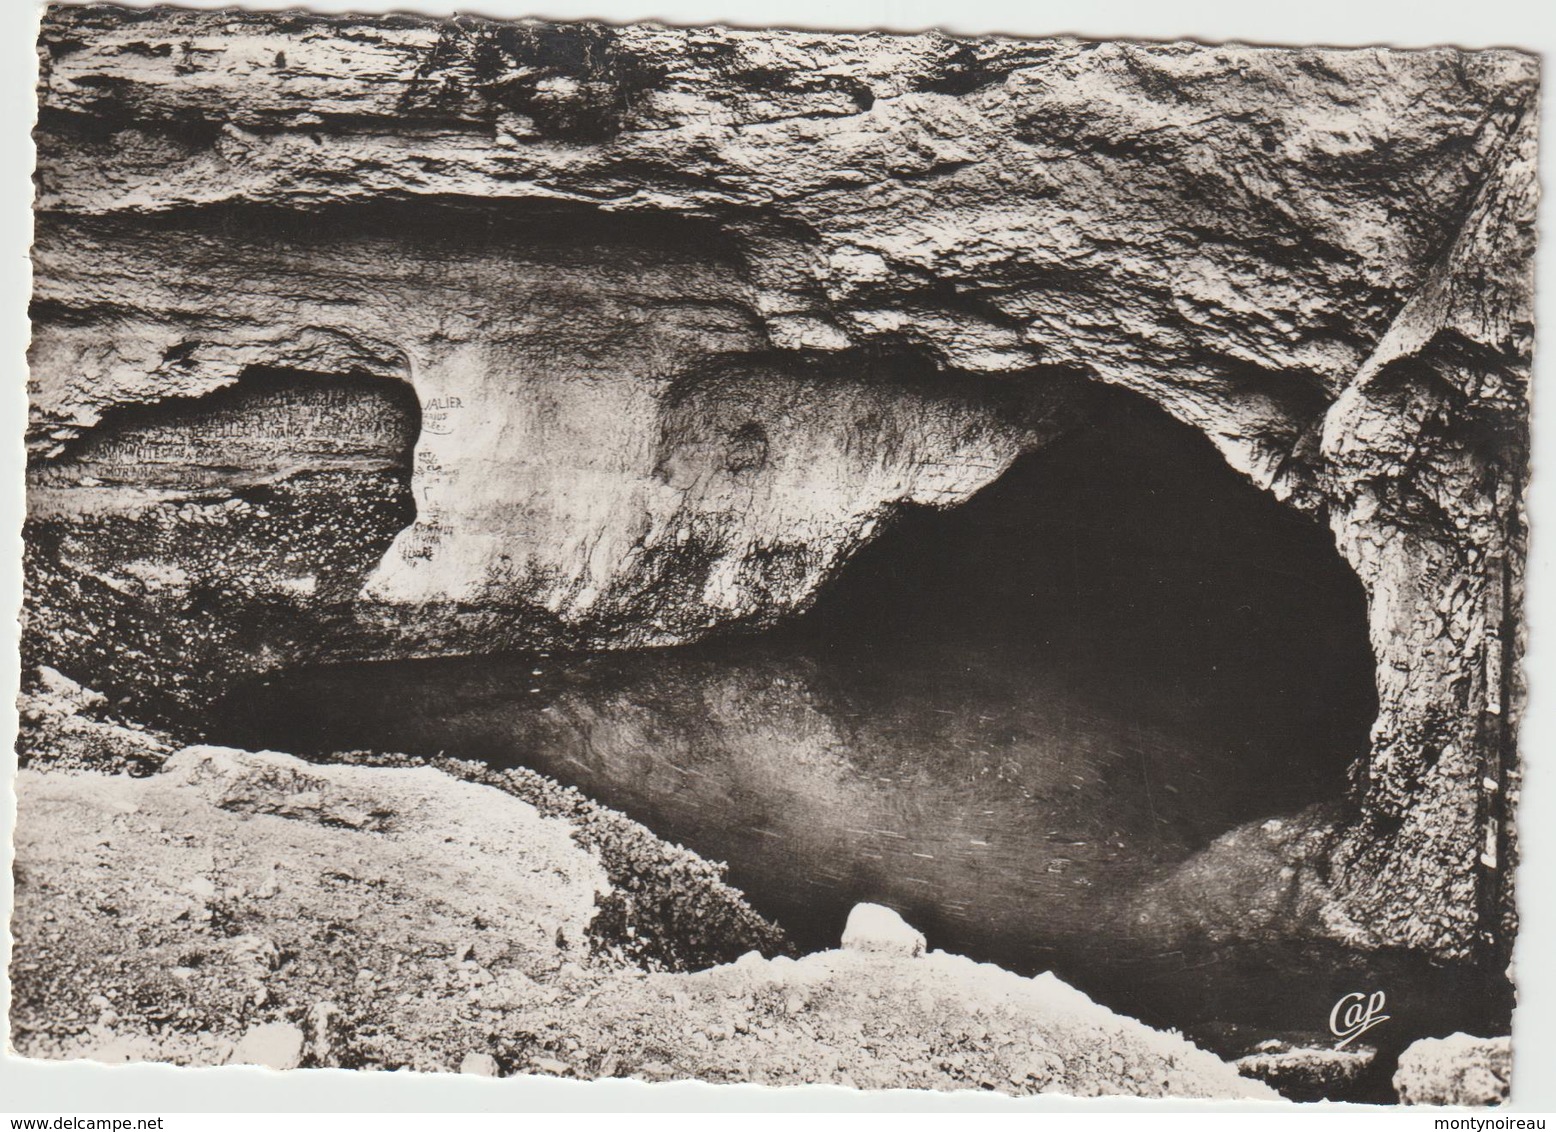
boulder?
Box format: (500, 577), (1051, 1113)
(1394, 1033), (1512, 1107)
(841, 903), (926, 958)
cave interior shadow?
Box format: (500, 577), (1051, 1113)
(783, 383), (1380, 813)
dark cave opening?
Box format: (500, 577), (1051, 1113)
(786, 384), (1380, 809)
(215, 380), (1381, 970)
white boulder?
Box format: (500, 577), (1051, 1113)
(841, 903), (926, 958)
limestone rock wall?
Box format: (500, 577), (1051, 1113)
(1318, 102), (1535, 960)
(27, 202), (1082, 704)
(25, 6), (1538, 959)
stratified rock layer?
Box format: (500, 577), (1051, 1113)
(28, 204), (1083, 703)
(26, 7), (1537, 960)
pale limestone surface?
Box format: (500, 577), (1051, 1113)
(1393, 1033), (1512, 1107)
(9, 749), (1272, 1099)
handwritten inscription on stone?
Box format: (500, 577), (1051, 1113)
(51, 378), (418, 489)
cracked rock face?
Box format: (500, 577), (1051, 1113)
(28, 202), (1083, 698)
(25, 7), (1536, 960)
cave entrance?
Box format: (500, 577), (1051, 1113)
(217, 380), (1378, 951)
(785, 384), (1378, 813)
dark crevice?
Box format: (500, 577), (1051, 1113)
(39, 195), (750, 266)
(35, 104), (226, 148)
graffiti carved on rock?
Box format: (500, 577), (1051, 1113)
(14, 3), (1536, 1107)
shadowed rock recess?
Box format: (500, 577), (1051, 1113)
(25, 3), (1534, 987)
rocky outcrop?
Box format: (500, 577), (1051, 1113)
(9, 743), (1272, 1098)
(1318, 101), (1536, 961)
(25, 8), (1537, 959)
(34, 9), (1533, 484)
(1123, 806), (1371, 949)
(11, 745), (609, 1069)
(16, 665), (173, 774)
(26, 204), (1082, 709)
(11, 674), (789, 973)
(1394, 1033), (1512, 1107)
(1234, 1042), (1376, 1104)
(841, 902), (927, 957)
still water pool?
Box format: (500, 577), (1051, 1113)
(215, 629), (1506, 1102)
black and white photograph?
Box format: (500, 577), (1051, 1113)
(3, 0), (1549, 1113)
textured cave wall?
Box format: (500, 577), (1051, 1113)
(26, 201), (1084, 709)
(1318, 104), (1536, 961)
(25, 6), (1537, 959)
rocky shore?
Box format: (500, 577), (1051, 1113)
(12, 672), (1276, 1099)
